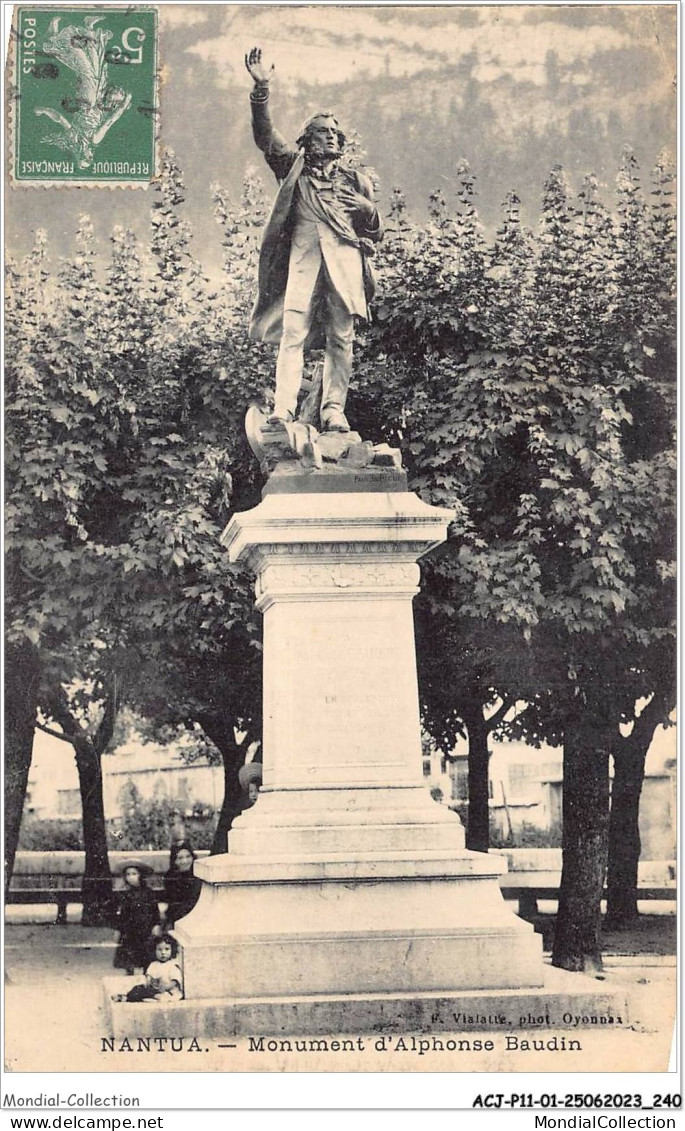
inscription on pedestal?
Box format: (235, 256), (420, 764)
(266, 609), (421, 785)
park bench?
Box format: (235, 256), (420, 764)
(6, 881), (111, 925)
(498, 871), (677, 919)
(6, 851), (208, 924)
(6, 850), (675, 924)
(7, 870), (164, 925)
(495, 848), (676, 918)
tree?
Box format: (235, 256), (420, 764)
(411, 183), (538, 853)
(5, 214), (134, 907)
(74, 157), (267, 855)
(355, 155), (675, 971)
(417, 616), (523, 853)
(606, 690), (673, 926)
(5, 640), (40, 892)
(5, 235), (52, 889)
(4, 154), (270, 890)
(603, 149), (677, 926)
(120, 166), (269, 853)
(36, 681), (117, 923)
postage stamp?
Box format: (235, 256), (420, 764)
(10, 6), (158, 186)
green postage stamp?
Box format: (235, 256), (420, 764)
(11, 6), (158, 186)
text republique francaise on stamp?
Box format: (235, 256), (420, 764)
(11, 6), (158, 186)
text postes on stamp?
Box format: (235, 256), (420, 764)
(11, 6), (158, 186)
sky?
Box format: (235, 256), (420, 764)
(6, 3), (677, 277)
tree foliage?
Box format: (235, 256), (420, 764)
(354, 149), (675, 967)
(6, 143), (675, 965)
(5, 150), (268, 883)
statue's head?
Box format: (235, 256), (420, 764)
(296, 112), (345, 160)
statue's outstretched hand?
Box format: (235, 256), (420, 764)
(245, 46), (275, 85)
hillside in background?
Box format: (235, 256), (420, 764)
(7, 4), (675, 276)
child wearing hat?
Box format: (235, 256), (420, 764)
(112, 860), (161, 975)
(238, 760), (262, 810)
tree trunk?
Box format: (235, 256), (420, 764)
(198, 715), (247, 856)
(5, 642), (40, 892)
(606, 700), (666, 927)
(552, 712), (611, 973)
(73, 736), (113, 925)
(50, 690), (116, 926)
(210, 747), (246, 855)
(463, 704), (490, 853)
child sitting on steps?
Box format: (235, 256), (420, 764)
(113, 933), (183, 1003)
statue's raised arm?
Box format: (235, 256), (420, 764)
(245, 44), (292, 174)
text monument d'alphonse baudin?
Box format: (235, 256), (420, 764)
(107, 50), (628, 1039)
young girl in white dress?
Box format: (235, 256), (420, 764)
(113, 933), (183, 1003)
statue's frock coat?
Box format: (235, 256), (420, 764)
(248, 96), (382, 348)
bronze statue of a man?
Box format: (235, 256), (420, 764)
(245, 46), (384, 434)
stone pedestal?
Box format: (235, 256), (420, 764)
(174, 477), (545, 1005)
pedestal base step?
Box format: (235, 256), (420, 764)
(103, 967), (630, 1040)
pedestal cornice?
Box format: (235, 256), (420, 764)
(221, 491), (454, 567)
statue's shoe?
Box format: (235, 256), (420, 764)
(267, 411), (294, 427)
(321, 409), (351, 433)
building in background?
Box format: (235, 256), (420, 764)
(424, 725), (676, 861)
(28, 716), (675, 863)
(24, 730), (225, 824)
